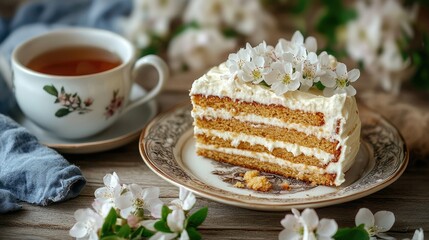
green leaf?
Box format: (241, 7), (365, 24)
(55, 108), (71, 117)
(101, 208), (117, 237)
(101, 236), (122, 240)
(222, 28), (239, 38)
(333, 224), (369, 240)
(187, 207), (208, 228)
(314, 81), (325, 90)
(117, 224), (131, 238)
(291, 0), (310, 14)
(161, 205), (172, 221)
(43, 85), (58, 97)
(172, 21), (199, 38)
(130, 226), (144, 239)
(140, 45), (158, 57)
(61, 86), (65, 94)
(186, 227), (202, 240)
(154, 220), (172, 233)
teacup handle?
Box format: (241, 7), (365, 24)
(122, 55), (168, 114)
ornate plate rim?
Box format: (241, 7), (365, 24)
(139, 103), (409, 211)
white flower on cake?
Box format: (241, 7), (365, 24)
(241, 56), (271, 84)
(355, 208), (395, 240)
(69, 208), (104, 240)
(227, 31), (360, 97)
(322, 63), (360, 97)
(226, 47), (251, 79)
(279, 208), (338, 240)
(298, 51), (324, 91)
(265, 62), (300, 95)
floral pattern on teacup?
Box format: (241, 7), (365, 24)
(104, 90), (124, 119)
(43, 85), (93, 117)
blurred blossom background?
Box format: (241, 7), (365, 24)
(1, 0), (429, 155)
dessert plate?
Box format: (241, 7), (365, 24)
(15, 84), (157, 154)
(139, 104), (408, 211)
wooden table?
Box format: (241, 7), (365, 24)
(1, 90), (429, 240)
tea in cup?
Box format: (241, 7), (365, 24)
(11, 28), (168, 139)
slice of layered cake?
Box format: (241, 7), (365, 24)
(190, 31), (361, 186)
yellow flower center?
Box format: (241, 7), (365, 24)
(252, 69), (262, 80)
(282, 74), (291, 84)
(336, 78), (349, 88)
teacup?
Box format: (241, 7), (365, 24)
(11, 28), (168, 139)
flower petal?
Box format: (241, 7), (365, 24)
(335, 63), (347, 78)
(355, 208), (375, 229)
(411, 228), (424, 240)
(305, 37), (317, 53)
(280, 214), (300, 230)
(376, 232), (396, 240)
(301, 208), (319, 230)
(167, 209), (185, 232)
(292, 31), (304, 44)
(94, 187), (110, 200)
(179, 230), (190, 240)
(348, 69), (360, 82)
(279, 229), (301, 240)
(374, 211), (395, 232)
(317, 219), (338, 237)
(346, 86), (357, 96)
(69, 222), (87, 238)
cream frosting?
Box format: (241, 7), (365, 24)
(190, 63), (361, 186)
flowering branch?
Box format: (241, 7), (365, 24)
(279, 208), (424, 240)
(69, 172), (208, 240)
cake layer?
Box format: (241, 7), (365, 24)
(192, 94), (324, 126)
(195, 118), (339, 155)
(197, 148), (336, 186)
(194, 128), (334, 163)
(192, 105), (345, 141)
(196, 133), (326, 167)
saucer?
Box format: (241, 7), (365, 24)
(16, 84), (158, 154)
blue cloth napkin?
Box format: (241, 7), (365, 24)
(0, 0), (132, 213)
(0, 114), (86, 213)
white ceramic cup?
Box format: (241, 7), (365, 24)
(11, 28), (168, 139)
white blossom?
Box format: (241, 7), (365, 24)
(120, 0), (186, 48)
(408, 228), (424, 240)
(345, 0), (417, 94)
(226, 47), (252, 79)
(279, 208), (338, 240)
(93, 172), (131, 216)
(170, 187), (196, 211)
(322, 63), (360, 97)
(120, 184), (163, 219)
(297, 51), (325, 91)
(355, 208), (395, 240)
(183, 0), (274, 44)
(265, 62), (300, 95)
(241, 56), (271, 84)
(168, 28), (236, 71)
(148, 209), (189, 240)
(69, 208), (103, 240)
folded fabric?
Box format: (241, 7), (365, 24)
(0, 114), (86, 213)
